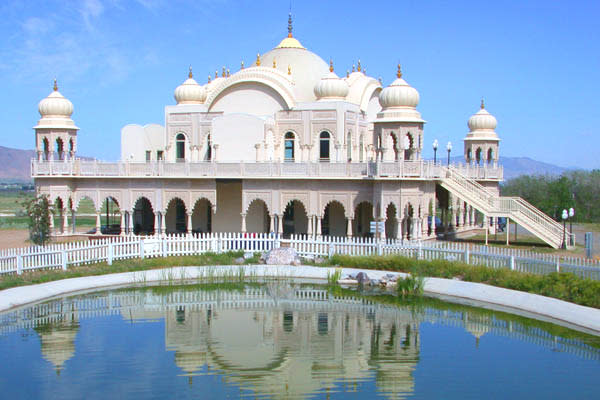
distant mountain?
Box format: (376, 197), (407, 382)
(0, 146), (576, 183)
(0, 146), (36, 182)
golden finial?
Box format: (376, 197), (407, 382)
(208, 75), (211, 83)
(226, 69), (230, 77)
(53, 78), (58, 91)
(396, 63), (402, 79)
(288, 12), (293, 38)
(357, 59), (361, 72)
(256, 53), (261, 66)
(352, 64), (355, 72)
(188, 66), (193, 79)
(378, 76), (382, 84)
(273, 58), (277, 68)
(287, 65), (291, 75)
(346, 70), (349, 78)
(241, 61), (244, 69)
(222, 66), (226, 77)
(215, 70), (218, 79)
(329, 59), (334, 73)
(480, 98), (485, 109)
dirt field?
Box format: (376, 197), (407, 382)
(0, 229), (90, 250)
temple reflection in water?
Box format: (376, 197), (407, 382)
(2, 284), (598, 399)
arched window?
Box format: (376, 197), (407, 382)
(176, 133), (186, 161)
(347, 131), (352, 161)
(404, 133), (413, 160)
(319, 131), (330, 160)
(475, 148), (482, 165)
(284, 132), (295, 162)
(467, 148), (472, 163)
(487, 148), (494, 164)
(204, 134), (212, 161)
(359, 135), (364, 162)
(391, 133), (399, 161)
(69, 139), (74, 153)
(43, 138), (49, 160)
(56, 138), (64, 161)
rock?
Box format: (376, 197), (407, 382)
(291, 257), (302, 266)
(234, 257), (245, 265)
(315, 257), (326, 264)
(356, 272), (370, 285)
(243, 251), (254, 260)
(265, 247), (299, 265)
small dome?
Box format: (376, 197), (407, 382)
(38, 80), (73, 117)
(378, 65), (419, 109)
(314, 60), (349, 100)
(468, 100), (497, 131)
(174, 68), (206, 104)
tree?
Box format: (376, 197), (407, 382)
(22, 194), (52, 246)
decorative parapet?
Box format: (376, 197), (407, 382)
(31, 159), (503, 181)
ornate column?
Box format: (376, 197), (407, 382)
(335, 143), (342, 162)
(316, 216), (322, 237)
(120, 212), (125, 235)
(277, 214), (283, 235)
(71, 209), (76, 234)
(154, 213), (160, 235)
(95, 212), (101, 235)
(346, 218), (353, 238)
(402, 216), (408, 241)
(160, 212), (166, 235)
(396, 215), (403, 241)
(212, 144), (219, 162)
(187, 212), (192, 234)
(62, 208), (69, 234)
(307, 215), (313, 236)
(241, 213), (247, 233)
(254, 144), (261, 162)
(422, 215), (428, 238)
(129, 211), (134, 235)
(430, 213), (437, 238)
(270, 214), (275, 233)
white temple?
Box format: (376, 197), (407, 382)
(31, 15), (570, 248)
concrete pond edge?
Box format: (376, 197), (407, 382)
(0, 264), (599, 335)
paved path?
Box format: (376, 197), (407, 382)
(1, 265), (598, 335)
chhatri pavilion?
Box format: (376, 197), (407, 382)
(35, 15), (561, 246)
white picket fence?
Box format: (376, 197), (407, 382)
(0, 233), (599, 280)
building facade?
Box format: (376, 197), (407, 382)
(32, 20), (504, 241)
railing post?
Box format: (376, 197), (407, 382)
(556, 258), (560, 273)
(377, 240), (383, 256)
(465, 248), (470, 264)
(61, 250), (67, 271)
(140, 239), (145, 259)
(107, 243), (113, 266)
(510, 255), (515, 271)
(16, 255), (23, 275)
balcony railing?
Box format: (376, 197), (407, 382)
(31, 159), (503, 181)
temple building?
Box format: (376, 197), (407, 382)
(31, 16), (568, 248)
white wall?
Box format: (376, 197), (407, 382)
(212, 113), (265, 162)
(214, 181), (242, 232)
(121, 124), (165, 162)
(209, 82), (287, 116)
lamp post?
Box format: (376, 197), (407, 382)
(446, 142), (452, 166)
(569, 207), (575, 246)
(433, 139), (438, 164)
(561, 209), (568, 249)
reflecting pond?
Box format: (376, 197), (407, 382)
(0, 282), (599, 399)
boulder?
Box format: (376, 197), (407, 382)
(355, 271), (370, 285)
(265, 247), (299, 265)
(234, 257), (245, 265)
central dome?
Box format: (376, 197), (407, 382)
(256, 44), (329, 103)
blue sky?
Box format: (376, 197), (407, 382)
(1, 0), (599, 168)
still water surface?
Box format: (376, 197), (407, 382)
(0, 282), (598, 399)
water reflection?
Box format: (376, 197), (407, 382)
(1, 282), (599, 399)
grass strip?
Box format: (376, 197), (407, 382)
(0, 251), (261, 291)
(322, 254), (600, 309)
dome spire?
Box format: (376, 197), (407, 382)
(256, 53), (261, 66)
(288, 12), (293, 38)
(329, 59), (334, 73)
(357, 59), (362, 72)
(53, 78), (58, 91)
(188, 66), (193, 79)
(397, 64), (402, 79)
(481, 98), (485, 109)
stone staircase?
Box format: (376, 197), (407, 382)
(440, 166), (572, 249)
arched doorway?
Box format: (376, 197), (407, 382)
(353, 201), (373, 237)
(99, 197), (121, 235)
(404, 203), (415, 240)
(404, 133), (414, 160)
(55, 138), (64, 161)
(74, 197), (95, 234)
(43, 138), (49, 160)
(487, 148), (494, 164)
(322, 201), (346, 237)
(246, 199), (270, 233)
(385, 203), (398, 239)
(319, 131), (330, 161)
(475, 148), (482, 165)
(282, 200), (308, 237)
(133, 197), (155, 235)
(191, 198), (212, 234)
(165, 198), (187, 234)
(54, 197), (64, 233)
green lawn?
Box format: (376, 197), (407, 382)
(0, 191), (32, 214)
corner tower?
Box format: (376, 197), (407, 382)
(463, 100), (500, 165)
(34, 80), (79, 161)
